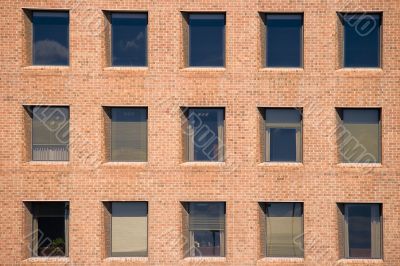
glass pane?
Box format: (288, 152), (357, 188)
(189, 202), (225, 231)
(111, 13), (147, 66)
(188, 109), (224, 161)
(189, 14), (225, 67)
(342, 13), (381, 67)
(111, 202), (148, 257)
(266, 14), (302, 67)
(32, 11), (69, 65)
(32, 106), (69, 161)
(33, 203), (67, 257)
(111, 108), (147, 162)
(265, 108), (301, 124)
(270, 128), (297, 161)
(347, 205), (372, 258)
(192, 230), (221, 257)
(266, 203), (304, 257)
(340, 109), (380, 163)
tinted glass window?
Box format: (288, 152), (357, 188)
(189, 14), (225, 67)
(265, 202), (304, 257)
(344, 204), (382, 258)
(111, 13), (147, 66)
(187, 108), (224, 161)
(265, 108), (302, 162)
(32, 11), (69, 65)
(341, 13), (381, 67)
(265, 14), (303, 67)
(111, 108), (147, 162)
(338, 108), (380, 163)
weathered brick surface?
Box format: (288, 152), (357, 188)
(0, 0), (400, 265)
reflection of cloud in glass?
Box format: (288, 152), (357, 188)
(34, 40), (68, 64)
(120, 32), (144, 50)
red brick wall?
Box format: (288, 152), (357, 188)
(0, 0), (399, 265)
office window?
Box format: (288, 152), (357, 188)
(264, 202), (304, 257)
(265, 108), (302, 162)
(183, 202), (225, 257)
(29, 202), (69, 257)
(110, 13), (147, 66)
(265, 14), (303, 67)
(32, 11), (69, 65)
(338, 204), (382, 259)
(188, 13), (225, 67)
(110, 107), (147, 162)
(337, 108), (381, 163)
(110, 202), (148, 257)
(339, 13), (381, 67)
(31, 106), (69, 161)
(184, 108), (224, 162)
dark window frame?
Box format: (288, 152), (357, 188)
(30, 10), (70, 66)
(338, 12), (382, 68)
(186, 12), (226, 67)
(108, 11), (148, 67)
(264, 13), (304, 68)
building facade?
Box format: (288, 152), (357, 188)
(1, 0), (400, 265)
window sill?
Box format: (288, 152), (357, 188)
(102, 161), (148, 166)
(181, 161), (225, 167)
(182, 257), (226, 263)
(259, 67), (303, 72)
(23, 257), (69, 263)
(337, 163), (382, 168)
(22, 65), (70, 71)
(26, 161), (70, 165)
(337, 258), (383, 264)
(104, 66), (148, 71)
(103, 257), (148, 262)
(258, 162), (303, 167)
(335, 68), (383, 76)
(181, 67), (226, 72)
(258, 257), (304, 263)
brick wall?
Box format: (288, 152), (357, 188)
(0, 0), (400, 265)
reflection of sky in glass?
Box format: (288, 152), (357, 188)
(111, 13), (147, 66)
(33, 11), (69, 65)
(348, 205), (372, 257)
(266, 14), (302, 67)
(343, 14), (381, 67)
(189, 14), (225, 67)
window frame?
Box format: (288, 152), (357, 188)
(264, 13), (304, 68)
(264, 108), (303, 162)
(187, 12), (226, 68)
(30, 10), (70, 66)
(338, 12), (382, 68)
(109, 11), (148, 67)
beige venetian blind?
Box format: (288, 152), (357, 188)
(340, 109), (380, 163)
(266, 203), (304, 257)
(111, 202), (148, 257)
(111, 108), (147, 162)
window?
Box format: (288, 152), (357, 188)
(337, 108), (381, 163)
(339, 13), (381, 67)
(31, 106), (69, 161)
(338, 204), (382, 259)
(32, 11), (69, 65)
(109, 107), (147, 162)
(109, 202), (148, 257)
(183, 202), (225, 257)
(188, 13), (225, 67)
(264, 108), (302, 162)
(110, 12), (147, 66)
(264, 14), (303, 67)
(28, 202), (69, 257)
(263, 202), (304, 257)
(184, 108), (224, 162)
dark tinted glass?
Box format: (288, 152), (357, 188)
(270, 128), (297, 161)
(189, 14), (225, 67)
(193, 231), (221, 256)
(111, 13), (147, 66)
(32, 11), (69, 65)
(342, 13), (381, 67)
(266, 14), (303, 67)
(347, 205), (372, 257)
